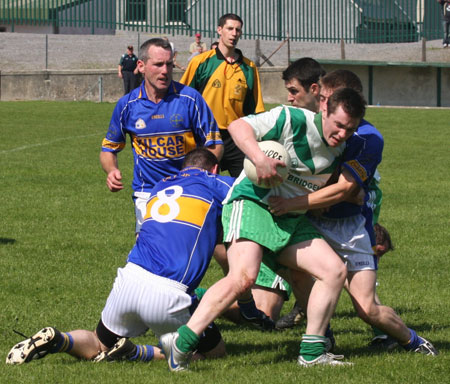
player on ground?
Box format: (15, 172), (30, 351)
(159, 87), (367, 371)
(6, 148), (233, 366)
(100, 38), (223, 234)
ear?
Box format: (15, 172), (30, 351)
(210, 164), (219, 175)
(310, 83), (320, 96)
(137, 60), (145, 74)
(217, 25), (222, 36)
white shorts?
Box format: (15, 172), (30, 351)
(101, 262), (192, 338)
(308, 214), (377, 272)
(133, 192), (151, 233)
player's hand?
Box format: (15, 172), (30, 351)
(106, 169), (124, 192)
(255, 157), (285, 188)
(268, 196), (292, 216)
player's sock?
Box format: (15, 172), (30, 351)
(372, 326), (386, 337)
(401, 328), (421, 351)
(194, 287), (207, 301)
(129, 345), (154, 362)
(237, 297), (260, 318)
(50, 332), (74, 354)
(299, 334), (327, 361)
(176, 325), (200, 353)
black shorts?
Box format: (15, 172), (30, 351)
(219, 129), (245, 178)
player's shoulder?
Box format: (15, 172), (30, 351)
(173, 80), (205, 100)
(356, 119), (384, 142)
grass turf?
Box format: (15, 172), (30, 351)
(0, 101), (448, 383)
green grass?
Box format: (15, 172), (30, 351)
(0, 101), (449, 383)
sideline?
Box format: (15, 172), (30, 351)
(0, 132), (104, 154)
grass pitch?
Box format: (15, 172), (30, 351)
(0, 101), (449, 383)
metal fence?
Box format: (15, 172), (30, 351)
(0, 0), (444, 43)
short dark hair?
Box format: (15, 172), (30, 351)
(327, 87), (366, 120)
(374, 223), (394, 252)
(282, 57), (326, 92)
(211, 41), (219, 50)
(218, 13), (243, 28)
(321, 69), (363, 93)
(182, 148), (219, 170)
(138, 38), (172, 62)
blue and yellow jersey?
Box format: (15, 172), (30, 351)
(127, 167), (234, 293)
(322, 119), (383, 247)
(101, 81), (222, 192)
(323, 119), (384, 220)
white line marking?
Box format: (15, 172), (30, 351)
(0, 132), (104, 154)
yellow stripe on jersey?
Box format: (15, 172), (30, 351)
(132, 132), (196, 159)
(101, 138), (126, 151)
(145, 195), (210, 227)
(346, 159), (368, 182)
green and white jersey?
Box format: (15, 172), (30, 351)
(224, 105), (346, 213)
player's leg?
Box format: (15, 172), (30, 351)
(278, 238), (349, 366)
(251, 286), (286, 321)
(6, 326), (100, 365)
(346, 270), (438, 355)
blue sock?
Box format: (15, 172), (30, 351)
(129, 345), (154, 362)
(50, 332), (74, 353)
(238, 298), (262, 319)
(402, 328), (421, 351)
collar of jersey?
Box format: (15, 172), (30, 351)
(179, 166), (208, 176)
(314, 112), (329, 147)
(138, 81), (178, 100)
(215, 47), (244, 65)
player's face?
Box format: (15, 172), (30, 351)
(322, 105), (359, 147)
(319, 86), (333, 113)
(138, 45), (173, 94)
(217, 19), (242, 49)
(285, 78), (319, 112)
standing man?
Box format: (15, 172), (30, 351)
(181, 13), (265, 177)
(6, 148), (232, 366)
(160, 88), (367, 370)
(118, 45), (140, 95)
(438, 0), (450, 47)
(189, 33), (207, 54)
(101, 38), (223, 233)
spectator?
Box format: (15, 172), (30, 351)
(210, 41), (219, 50)
(118, 45), (140, 95)
(189, 33), (207, 54)
(438, 0), (450, 47)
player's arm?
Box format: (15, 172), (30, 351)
(205, 144), (224, 162)
(100, 151), (123, 192)
(268, 168), (359, 215)
(228, 119), (283, 187)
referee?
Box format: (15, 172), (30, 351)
(118, 45), (140, 95)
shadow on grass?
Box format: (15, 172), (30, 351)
(0, 238), (16, 244)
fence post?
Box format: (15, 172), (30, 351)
(421, 37), (426, 62)
(99, 76), (103, 103)
(45, 35), (49, 70)
(340, 38), (346, 60)
(255, 39), (261, 67)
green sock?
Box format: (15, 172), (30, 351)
(176, 325), (200, 353)
(372, 326), (385, 337)
(299, 334), (327, 361)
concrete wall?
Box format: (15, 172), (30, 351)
(1, 63), (450, 107)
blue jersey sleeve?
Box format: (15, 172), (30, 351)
(341, 120), (384, 191)
(101, 96), (128, 153)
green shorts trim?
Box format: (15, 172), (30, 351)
(222, 199), (323, 270)
(255, 262), (292, 301)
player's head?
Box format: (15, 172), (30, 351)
(183, 148), (219, 174)
(319, 70), (363, 113)
(217, 14), (243, 49)
(282, 58), (325, 112)
(374, 223), (394, 257)
(211, 41), (219, 50)
(137, 38), (173, 95)
(322, 87), (366, 147)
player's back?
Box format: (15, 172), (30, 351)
(127, 167), (233, 292)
